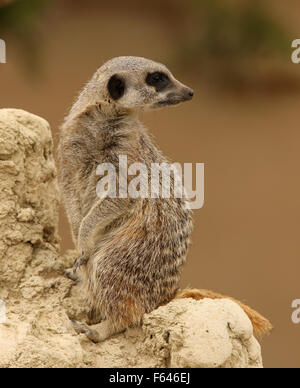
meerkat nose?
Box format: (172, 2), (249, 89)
(184, 88), (194, 100)
(188, 89), (194, 98)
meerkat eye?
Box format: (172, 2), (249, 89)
(107, 74), (126, 100)
(146, 72), (170, 91)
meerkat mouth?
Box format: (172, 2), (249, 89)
(155, 99), (182, 107)
(155, 90), (193, 108)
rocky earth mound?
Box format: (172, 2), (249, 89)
(0, 109), (263, 368)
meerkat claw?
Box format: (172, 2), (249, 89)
(62, 269), (79, 282)
(71, 320), (88, 334)
(73, 259), (79, 272)
(73, 254), (89, 272)
(85, 329), (100, 343)
(71, 320), (100, 343)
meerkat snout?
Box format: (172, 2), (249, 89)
(167, 86), (194, 103)
(145, 69), (194, 108)
(155, 85), (194, 108)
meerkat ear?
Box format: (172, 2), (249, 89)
(107, 74), (125, 100)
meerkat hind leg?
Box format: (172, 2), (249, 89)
(72, 320), (126, 343)
(87, 307), (103, 325)
(72, 320), (101, 343)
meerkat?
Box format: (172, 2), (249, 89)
(58, 56), (272, 343)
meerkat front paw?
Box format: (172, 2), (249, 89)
(73, 253), (90, 273)
(62, 268), (79, 282)
(63, 253), (90, 281)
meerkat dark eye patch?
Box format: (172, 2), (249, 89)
(146, 72), (171, 92)
(107, 75), (125, 100)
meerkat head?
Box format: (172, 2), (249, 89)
(91, 56), (194, 113)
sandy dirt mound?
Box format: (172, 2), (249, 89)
(0, 109), (263, 368)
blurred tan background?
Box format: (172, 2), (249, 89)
(0, 0), (299, 368)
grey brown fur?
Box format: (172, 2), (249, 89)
(58, 57), (194, 341)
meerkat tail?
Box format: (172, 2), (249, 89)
(174, 288), (273, 337)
